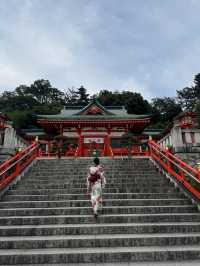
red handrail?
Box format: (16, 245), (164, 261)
(148, 140), (200, 200)
(0, 142), (39, 191)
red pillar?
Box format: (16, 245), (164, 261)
(103, 128), (112, 156)
(47, 141), (51, 157)
(76, 127), (83, 157)
(79, 135), (84, 156)
(60, 125), (63, 136)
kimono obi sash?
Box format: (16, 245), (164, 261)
(88, 172), (100, 184)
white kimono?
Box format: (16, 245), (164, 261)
(87, 165), (106, 214)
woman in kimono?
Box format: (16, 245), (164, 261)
(87, 157), (106, 219)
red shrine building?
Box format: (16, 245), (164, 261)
(37, 99), (151, 156)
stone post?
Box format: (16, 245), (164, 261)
(3, 127), (16, 149)
(171, 127), (183, 152)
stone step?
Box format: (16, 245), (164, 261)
(18, 178), (169, 183)
(31, 168), (154, 172)
(8, 188), (177, 194)
(28, 168), (157, 172)
(0, 213), (200, 226)
(0, 245), (200, 264)
(6, 192), (183, 199)
(35, 161), (151, 165)
(15, 183), (173, 190)
(31, 167), (154, 171)
(22, 178), (167, 183)
(35, 160), (150, 165)
(0, 222), (200, 237)
(0, 199), (190, 208)
(26, 172), (159, 176)
(23, 176), (161, 181)
(4, 261), (200, 266)
(1, 157), (199, 264)
(0, 233), (200, 249)
(0, 205), (196, 217)
(31, 168), (153, 172)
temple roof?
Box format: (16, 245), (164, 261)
(37, 99), (150, 121)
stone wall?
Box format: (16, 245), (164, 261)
(0, 127), (28, 164)
(3, 127), (27, 149)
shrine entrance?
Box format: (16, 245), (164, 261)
(75, 134), (112, 157)
(37, 99), (151, 157)
(82, 135), (105, 157)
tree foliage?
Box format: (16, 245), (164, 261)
(177, 74), (200, 111)
(97, 90), (151, 114)
(195, 100), (200, 129)
(64, 88), (79, 106)
(151, 97), (182, 124)
(75, 86), (89, 106)
(0, 79), (66, 128)
(3, 74), (200, 130)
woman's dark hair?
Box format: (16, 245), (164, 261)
(93, 157), (100, 165)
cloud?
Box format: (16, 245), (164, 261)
(0, 0), (200, 100)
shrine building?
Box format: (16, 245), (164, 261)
(37, 99), (151, 156)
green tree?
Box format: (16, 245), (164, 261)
(177, 73), (200, 111)
(97, 90), (121, 106)
(97, 90), (151, 114)
(7, 110), (35, 130)
(195, 100), (200, 128)
(29, 79), (65, 104)
(64, 87), (79, 106)
(151, 97), (182, 123)
(15, 85), (30, 97)
(75, 86), (89, 106)
(177, 87), (195, 111)
(124, 92), (151, 114)
(0, 79), (66, 128)
(0, 94), (38, 112)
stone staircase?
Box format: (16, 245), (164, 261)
(0, 157), (200, 265)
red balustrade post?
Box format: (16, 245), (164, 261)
(196, 163), (200, 180)
(165, 150), (172, 173)
(15, 153), (20, 176)
(148, 140), (153, 158)
(47, 141), (51, 157)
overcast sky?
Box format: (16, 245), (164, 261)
(0, 0), (200, 100)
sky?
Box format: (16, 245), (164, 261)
(0, 0), (200, 100)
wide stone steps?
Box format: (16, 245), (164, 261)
(8, 188), (177, 194)
(1, 233), (200, 249)
(0, 245), (200, 264)
(5, 192), (185, 199)
(4, 261), (200, 266)
(1, 222), (200, 236)
(0, 158), (199, 265)
(26, 174), (160, 179)
(0, 199), (190, 208)
(15, 184), (173, 190)
(0, 205), (196, 216)
(25, 174), (163, 178)
(1, 213), (200, 226)
(22, 178), (167, 183)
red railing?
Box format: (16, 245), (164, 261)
(149, 140), (200, 200)
(0, 142), (38, 191)
(112, 147), (148, 156)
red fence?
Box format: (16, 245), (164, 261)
(149, 140), (200, 200)
(0, 142), (38, 191)
(1, 139), (200, 203)
(112, 147), (148, 156)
